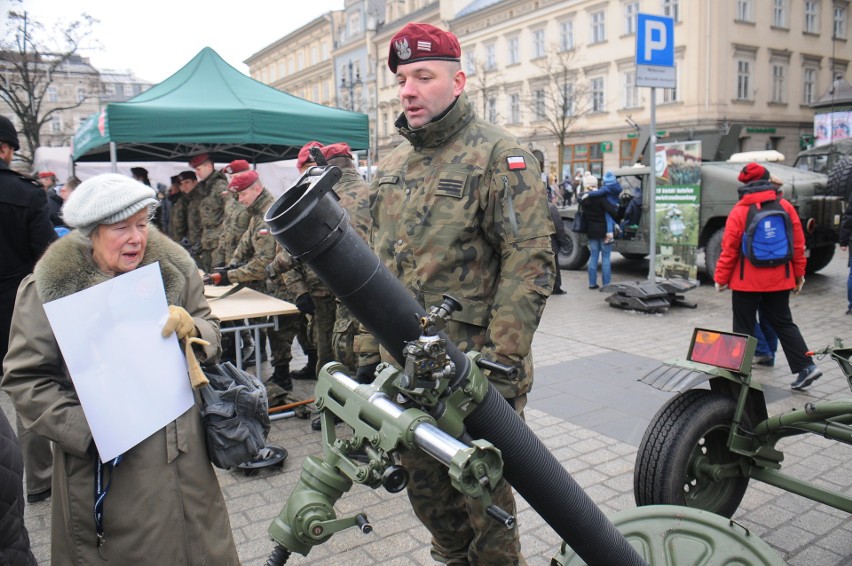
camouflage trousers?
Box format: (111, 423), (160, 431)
(196, 247), (223, 274)
(312, 295), (336, 374)
(401, 396), (528, 565)
(331, 302), (358, 372)
(267, 312), (311, 368)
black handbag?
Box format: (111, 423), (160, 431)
(571, 205), (587, 234)
(199, 362), (271, 469)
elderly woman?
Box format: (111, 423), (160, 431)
(1, 174), (240, 565)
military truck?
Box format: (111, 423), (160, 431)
(557, 161), (841, 278)
(793, 139), (852, 175)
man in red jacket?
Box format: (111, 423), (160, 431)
(714, 162), (821, 390)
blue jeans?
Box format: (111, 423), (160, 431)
(754, 305), (778, 359)
(587, 238), (611, 287)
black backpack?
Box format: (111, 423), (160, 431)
(740, 198), (793, 277)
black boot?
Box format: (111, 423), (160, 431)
(270, 366), (292, 391)
(291, 351), (318, 380)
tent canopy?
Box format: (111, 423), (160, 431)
(72, 47), (369, 163)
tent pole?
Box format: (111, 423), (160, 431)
(109, 142), (118, 173)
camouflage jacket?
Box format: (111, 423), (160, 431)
(227, 189), (277, 290)
(197, 170), (227, 259)
(370, 91), (554, 398)
(168, 193), (188, 241)
(268, 247), (332, 299)
(336, 167), (372, 242)
(183, 189), (203, 247)
(216, 195), (250, 263)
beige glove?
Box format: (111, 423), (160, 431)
(794, 276), (805, 294)
(161, 305), (198, 340)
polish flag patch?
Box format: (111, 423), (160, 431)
(507, 156), (526, 170)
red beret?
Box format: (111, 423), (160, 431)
(227, 170), (259, 193)
(320, 142), (352, 161)
(388, 23), (461, 73)
(297, 141), (323, 170)
(738, 163), (770, 184)
(39, 171), (56, 178)
(224, 159), (250, 174)
(188, 153), (210, 168)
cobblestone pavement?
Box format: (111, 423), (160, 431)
(5, 250), (852, 565)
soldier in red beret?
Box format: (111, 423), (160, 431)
(296, 141), (323, 173)
(360, 21), (556, 565)
(186, 152), (227, 272)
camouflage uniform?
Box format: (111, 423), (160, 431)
(370, 91), (554, 565)
(167, 192), (186, 240)
(178, 190), (204, 262)
(225, 189), (277, 291)
(216, 194), (251, 264)
(196, 170), (227, 272)
(266, 247), (312, 369)
(331, 166), (378, 370)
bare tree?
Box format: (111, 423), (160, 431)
(466, 56), (502, 123)
(525, 47), (592, 177)
(0, 6), (98, 165)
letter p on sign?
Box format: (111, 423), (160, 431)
(636, 14), (674, 67)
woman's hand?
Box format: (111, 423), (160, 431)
(162, 305), (198, 340)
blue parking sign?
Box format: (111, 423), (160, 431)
(636, 14), (674, 67)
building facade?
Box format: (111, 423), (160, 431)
(247, 0), (848, 175)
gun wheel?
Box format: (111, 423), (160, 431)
(634, 389), (749, 518)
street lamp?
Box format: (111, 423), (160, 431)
(340, 60), (362, 111)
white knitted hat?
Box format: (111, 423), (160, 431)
(62, 173), (158, 236)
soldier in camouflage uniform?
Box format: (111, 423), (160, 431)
(216, 160), (252, 264)
(207, 171), (282, 383)
(171, 171), (203, 258)
(366, 23), (555, 565)
(188, 153), (227, 272)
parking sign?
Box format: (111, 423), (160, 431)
(636, 14), (675, 88)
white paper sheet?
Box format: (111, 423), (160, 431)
(43, 262), (195, 461)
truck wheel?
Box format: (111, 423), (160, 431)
(806, 245), (835, 274)
(827, 157), (852, 199)
(558, 219), (590, 270)
(704, 228), (725, 280)
(634, 389), (749, 518)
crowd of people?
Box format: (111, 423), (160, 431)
(0, 19), (846, 566)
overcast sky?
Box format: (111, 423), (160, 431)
(6, 0), (345, 83)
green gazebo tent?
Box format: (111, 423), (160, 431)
(72, 47), (369, 164)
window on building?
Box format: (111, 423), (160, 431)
(349, 12), (361, 35)
(123, 84), (134, 97)
(591, 77), (605, 112)
(323, 81), (329, 102)
(321, 43), (328, 60)
(736, 59), (752, 100)
(465, 51), (476, 75)
(297, 52), (304, 71)
(47, 86), (58, 102)
(563, 83), (575, 116)
(313, 84), (319, 102)
(311, 46), (318, 66)
(622, 70), (638, 108)
(507, 93), (519, 123)
(51, 116), (62, 133)
(508, 36), (519, 65)
(804, 1), (819, 33)
(662, 0), (680, 22)
(485, 43), (496, 70)
(835, 5), (848, 39)
(624, 2), (639, 35)
(560, 19), (575, 51)
(533, 29), (546, 58)
(771, 63), (787, 102)
(803, 67), (817, 103)
(288, 58), (294, 74)
(382, 111), (389, 138)
(487, 96), (497, 123)
(736, 0), (753, 22)
(591, 11), (606, 43)
(773, 0), (788, 27)
(533, 89), (546, 120)
(278, 62), (286, 77)
(76, 87), (86, 103)
(104, 84), (115, 96)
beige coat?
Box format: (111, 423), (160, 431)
(2, 228), (240, 565)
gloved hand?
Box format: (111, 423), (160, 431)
(295, 293), (316, 315)
(355, 362), (380, 384)
(794, 276), (805, 294)
(210, 268), (230, 286)
(265, 263), (277, 279)
(714, 282), (727, 292)
(162, 305), (198, 340)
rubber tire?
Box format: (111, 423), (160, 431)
(827, 157), (852, 199)
(704, 228), (725, 280)
(634, 389), (750, 518)
(558, 219), (591, 270)
(806, 245), (835, 274)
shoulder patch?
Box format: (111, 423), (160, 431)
(507, 156), (526, 170)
